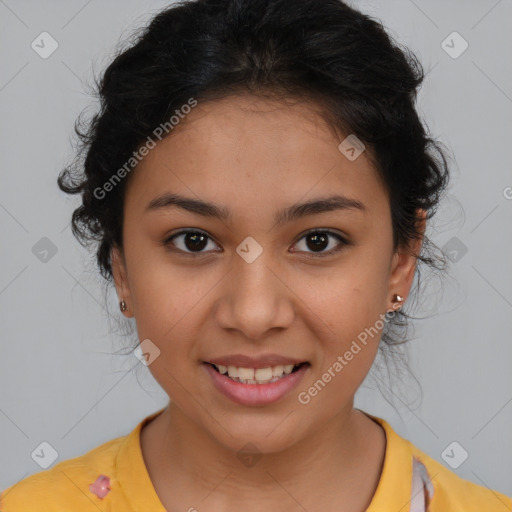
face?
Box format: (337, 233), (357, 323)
(112, 93), (424, 454)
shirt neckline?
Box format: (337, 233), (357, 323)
(116, 407), (168, 512)
(116, 408), (414, 512)
(363, 410), (414, 511)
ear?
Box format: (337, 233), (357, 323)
(387, 208), (427, 309)
(111, 244), (134, 318)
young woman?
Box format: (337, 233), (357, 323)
(2, 0), (510, 510)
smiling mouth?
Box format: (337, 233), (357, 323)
(205, 362), (309, 385)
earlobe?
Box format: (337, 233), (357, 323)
(111, 245), (132, 316)
(387, 209), (427, 309)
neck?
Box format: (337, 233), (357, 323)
(140, 402), (386, 511)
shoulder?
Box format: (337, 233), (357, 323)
(366, 411), (512, 512)
(0, 434), (126, 511)
(410, 443), (512, 511)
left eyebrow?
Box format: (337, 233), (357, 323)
(144, 192), (367, 226)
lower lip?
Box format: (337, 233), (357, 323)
(203, 363), (309, 406)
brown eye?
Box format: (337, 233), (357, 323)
(291, 229), (348, 258)
(164, 230), (219, 255)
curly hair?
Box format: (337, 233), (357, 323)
(58, 0), (452, 406)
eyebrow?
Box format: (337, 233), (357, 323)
(145, 192), (367, 226)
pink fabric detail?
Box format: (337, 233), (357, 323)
(89, 474), (111, 499)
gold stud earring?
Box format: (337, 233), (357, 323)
(392, 293), (404, 303)
(119, 298), (127, 312)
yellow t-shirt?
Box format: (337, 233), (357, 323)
(1, 408), (511, 511)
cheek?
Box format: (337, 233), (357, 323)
(304, 259), (389, 327)
(127, 260), (218, 358)
(298, 286), (384, 411)
(123, 227), (204, 323)
(131, 277), (195, 333)
(297, 262), (389, 383)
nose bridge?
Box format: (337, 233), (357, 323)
(230, 230), (273, 275)
(233, 239), (281, 302)
(216, 239), (293, 339)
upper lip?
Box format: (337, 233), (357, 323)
(205, 354), (308, 369)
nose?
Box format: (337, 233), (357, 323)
(213, 249), (295, 341)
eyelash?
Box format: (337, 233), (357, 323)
(162, 228), (349, 258)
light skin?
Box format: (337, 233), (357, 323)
(111, 93), (426, 512)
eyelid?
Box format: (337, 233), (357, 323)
(295, 227), (348, 243)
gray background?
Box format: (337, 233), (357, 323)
(1, 0), (511, 499)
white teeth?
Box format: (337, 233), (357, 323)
(255, 367), (273, 381)
(283, 364), (294, 375)
(227, 365), (238, 378)
(212, 363), (302, 383)
(272, 365), (284, 377)
(238, 367), (255, 380)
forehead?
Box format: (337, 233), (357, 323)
(125, 94), (389, 218)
